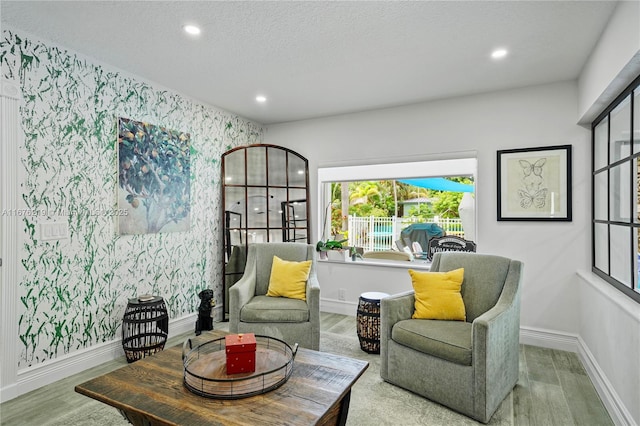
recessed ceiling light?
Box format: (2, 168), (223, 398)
(491, 48), (508, 60)
(183, 24), (201, 36)
(256, 95), (267, 103)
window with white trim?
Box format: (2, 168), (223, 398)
(317, 156), (477, 258)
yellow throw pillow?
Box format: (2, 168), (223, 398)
(266, 256), (312, 301)
(409, 268), (466, 321)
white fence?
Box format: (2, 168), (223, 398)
(347, 216), (464, 252)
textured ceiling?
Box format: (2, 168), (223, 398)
(1, 1), (618, 125)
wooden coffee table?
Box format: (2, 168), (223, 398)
(75, 330), (369, 426)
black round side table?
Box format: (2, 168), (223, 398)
(122, 295), (169, 363)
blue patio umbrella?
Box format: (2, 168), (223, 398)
(398, 178), (474, 193)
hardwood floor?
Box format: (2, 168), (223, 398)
(0, 313), (612, 426)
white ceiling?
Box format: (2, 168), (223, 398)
(1, 1), (618, 125)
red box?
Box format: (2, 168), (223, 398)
(225, 333), (256, 374)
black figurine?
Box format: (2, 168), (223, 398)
(195, 289), (214, 335)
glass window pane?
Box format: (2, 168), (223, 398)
(247, 188), (268, 228)
(594, 223), (608, 273)
(269, 229), (285, 243)
(284, 228), (308, 243)
(288, 154), (307, 187)
(247, 229), (268, 244)
(269, 188), (288, 228)
(225, 187), (246, 228)
(289, 188), (307, 204)
(635, 227), (639, 293)
(610, 161), (631, 222)
(610, 225), (631, 286)
(224, 149), (245, 185)
(610, 95), (631, 162)
(268, 147), (287, 186)
(611, 95), (632, 158)
(226, 228), (243, 248)
(594, 170), (607, 220)
(636, 157), (640, 224)
(247, 146), (267, 186)
(634, 90), (640, 153)
(288, 189), (307, 225)
(290, 197), (307, 223)
(594, 117), (608, 170)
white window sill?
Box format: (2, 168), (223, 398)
(318, 257), (432, 270)
(576, 269), (640, 322)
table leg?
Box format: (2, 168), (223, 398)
(337, 390), (352, 426)
(318, 389), (353, 426)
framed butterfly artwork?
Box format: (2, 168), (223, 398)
(497, 145), (572, 221)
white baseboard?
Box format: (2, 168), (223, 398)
(519, 325), (580, 353)
(0, 383), (17, 404)
(577, 335), (636, 426)
(320, 298), (358, 316)
(0, 313), (197, 403)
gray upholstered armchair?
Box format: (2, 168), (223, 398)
(380, 252), (523, 423)
(229, 242), (320, 350)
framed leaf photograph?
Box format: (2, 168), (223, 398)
(497, 145), (572, 221)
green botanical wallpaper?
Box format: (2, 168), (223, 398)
(1, 29), (263, 367)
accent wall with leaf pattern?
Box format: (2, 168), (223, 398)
(1, 29), (263, 367)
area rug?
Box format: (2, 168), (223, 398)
(43, 403), (130, 426)
(46, 331), (508, 426)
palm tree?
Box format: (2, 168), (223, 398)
(349, 182), (381, 205)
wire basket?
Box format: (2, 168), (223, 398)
(182, 335), (298, 399)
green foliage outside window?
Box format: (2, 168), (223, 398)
(407, 204), (434, 221)
(329, 177), (473, 231)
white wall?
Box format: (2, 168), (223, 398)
(266, 80), (590, 337)
(578, 0), (640, 124)
(577, 271), (640, 425)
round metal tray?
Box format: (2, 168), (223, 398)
(182, 335), (298, 399)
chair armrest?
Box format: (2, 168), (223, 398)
(380, 291), (414, 379)
(306, 272), (320, 322)
(472, 286), (520, 357)
(471, 261), (522, 415)
(381, 291), (415, 333)
(229, 268), (257, 333)
(306, 270), (321, 350)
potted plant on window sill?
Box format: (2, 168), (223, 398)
(316, 239), (348, 261)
